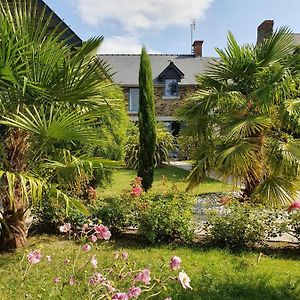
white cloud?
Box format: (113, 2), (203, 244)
(75, 0), (213, 32)
(99, 35), (156, 54)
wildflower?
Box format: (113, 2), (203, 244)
(53, 277), (60, 284)
(64, 258), (71, 264)
(94, 224), (111, 240)
(169, 256), (181, 271)
(130, 186), (143, 197)
(46, 255), (52, 263)
(102, 280), (116, 292)
(89, 272), (104, 286)
(91, 255), (97, 268)
(27, 250), (42, 264)
(114, 251), (120, 259)
(178, 271), (192, 290)
(135, 269), (151, 285)
(59, 223), (71, 233)
(82, 244), (91, 252)
(90, 234), (97, 243)
(288, 200), (300, 212)
(127, 286), (142, 299)
(122, 252), (129, 260)
(112, 293), (128, 300)
(69, 275), (75, 286)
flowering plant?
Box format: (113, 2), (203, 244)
(21, 222), (192, 299)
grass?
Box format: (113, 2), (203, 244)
(98, 165), (233, 197)
(0, 235), (299, 300)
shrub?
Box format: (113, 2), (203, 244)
(205, 202), (285, 249)
(137, 192), (195, 243)
(125, 123), (174, 169)
(289, 210), (300, 241)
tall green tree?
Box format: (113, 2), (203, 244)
(178, 28), (300, 206)
(0, 0), (122, 249)
(137, 47), (156, 191)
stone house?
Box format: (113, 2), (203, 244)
(99, 42), (214, 135)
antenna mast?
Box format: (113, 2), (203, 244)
(190, 19), (196, 54)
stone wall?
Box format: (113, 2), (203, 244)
(124, 85), (196, 118)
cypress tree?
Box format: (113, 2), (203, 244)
(137, 47), (156, 191)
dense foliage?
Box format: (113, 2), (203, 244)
(125, 122), (174, 169)
(137, 47), (157, 191)
(178, 28), (300, 206)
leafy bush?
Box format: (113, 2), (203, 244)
(205, 202), (285, 249)
(91, 195), (137, 234)
(125, 123), (174, 169)
(137, 192), (195, 243)
(289, 210), (300, 241)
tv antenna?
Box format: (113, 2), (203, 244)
(190, 19), (196, 54)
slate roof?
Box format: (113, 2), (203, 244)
(98, 54), (216, 86)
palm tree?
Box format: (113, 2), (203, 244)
(178, 28), (300, 206)
(0, 1), (123, 249)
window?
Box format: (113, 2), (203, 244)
(129, 88), (139, 112)
(165, 79), (178, 98)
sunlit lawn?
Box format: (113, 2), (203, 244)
(98, 165), (233, 197)
(0, 235), (299, 300)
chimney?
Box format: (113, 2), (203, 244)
(192, 40), (203, 57)
(257, 20), (274, 44)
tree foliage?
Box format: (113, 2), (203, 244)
(137, 47), (156, 191)
(178, 28), (300, 206)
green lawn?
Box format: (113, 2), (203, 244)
(0, 236), (299, 300)
(98, 165), (233, 197)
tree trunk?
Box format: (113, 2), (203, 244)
(242, 131), (265, 199)
(1, 128), (29, 250)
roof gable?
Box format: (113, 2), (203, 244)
(157, 61), (184, 82)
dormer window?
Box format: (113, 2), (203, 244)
(157, 61), (184, 100)
(165, 79), (178, 97)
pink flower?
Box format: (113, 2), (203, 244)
(169, 256), (181, 271)
(135, 269), (151, 285)
(59, 223), (71, 233)
(46, 255), (52, 263)
(69, 275), (75, 286)
(91, 255), (97, 268)
(94, 224), (111, 240)
(27, 250), (42, 264)
(288, 200), (300, 212)
(89, 272), (104, 286)
(90, 235), (97, 243)
(102, 280), (116, 292)
(178, 271), (192, 290)
(82, 244), (91, 252)
(127, 287), (142, 299)
(53, 277), (60, 284)
(112, 293), (128, 300)
(130, 186), (143, 197)
(122, 252), (129, 260)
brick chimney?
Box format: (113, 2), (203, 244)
(192, 40), (203, 57)
(257, 20), (274, 44)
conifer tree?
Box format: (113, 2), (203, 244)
(137, 47), (156, 191)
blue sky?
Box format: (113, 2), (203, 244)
(46, 0), (300, 56)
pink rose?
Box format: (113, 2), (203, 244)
(112, 293), (128, 300)
(127, 286), (142, 299)
(135, 269), (151, 285)
(27, 250), (42, 264)
(82, 244), (91, 252)
(94, 224), (111, 240)
(130, 186), (143, 197)
(169, 256), (181, 270)
(288, 200), (300, 212)
(178, 271), (192, 290)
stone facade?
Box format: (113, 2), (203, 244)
(124, 85), (196, 119)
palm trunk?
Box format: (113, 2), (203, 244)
(2, 128), (29, 250)
(242, 132), (265, 199)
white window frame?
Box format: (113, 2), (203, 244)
(163, 79), (179, 99)
(129, 88), (139, 112)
